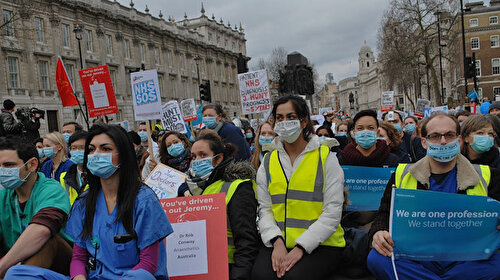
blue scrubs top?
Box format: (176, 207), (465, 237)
(66, 185), (173, 280)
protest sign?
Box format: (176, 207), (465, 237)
(181, 98), (197, 122)
(161, 193), (228, 279)
(161, 100), (187, 134)
(319, 107), (332, 116)
(381, 91), (394, 112)
(342, 166), (394, 211)
(415, 99), (431, 117)
(424, 105), (448, 118)
(114, 120), (130, 131)
(310, 115), (325, 126)
(192, 104), (204, 127)
(78, 65), (119, 118)
(144, 163), (186, 199)
(130, 69), (162, 121)
(390, 188), (500, 261)
(238, 69), (271, 114)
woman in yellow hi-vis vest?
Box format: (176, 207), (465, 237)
(185, 130), (260, 280)
(252, 95), (346, 280)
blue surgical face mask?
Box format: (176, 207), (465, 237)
(355, 130), (378, 149)
(245, 133), (253, 139)
(0, 161), (30, 190)
(203, 117), (218, 129)
(168, 143), (185, 157)
(259, 136), (274, 146)
(471, 135), (494, 153)
(37, 148), (44, 158)
(43, 147), (56, 159)
(86, 153), (119, 179)
(336, 132), (347, 137)
(426, 139), (460, 162)
(393, 123), (403, 132)
(70, 150), (85, 166)
(405, 123), (416, 133)
(318, 136), (327, 142)
(138, 131), (148, 142)
(191, 156), (216, 178)
(62, 133), (71, 144)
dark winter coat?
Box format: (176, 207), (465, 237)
(0, 109), (22, 136)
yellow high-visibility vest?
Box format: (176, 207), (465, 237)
(264, 146), (345, 249)
(59, 172), (89, 206)
(394, 163), (489, 196)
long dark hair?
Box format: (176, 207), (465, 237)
(159, 130), (191, 164)
(195, 129), (235, 161)
(80, 124), (141, 240)
(271, 95), (314, 140)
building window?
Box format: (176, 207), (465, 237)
(7, 56), (19, 88)
(167, 51), (172, 68)
(109, 68), (117, 90)
(140, 44), (146, 63)
(38, 61), (50, 90)
(180, 54), (184, 70)
(477, 88), (483, 99)
(105, 34), (113, 55)
(3, 10), (14, 37)
(158, 74), (164, 98)
(154, 47), (160, 65)
(494, 87), (500, 96)
(475, 60), (481, 77)
(469, 18), (478, 27)
(491, 35), (499, 48)
(490, 16), (498, 25)
(62, 24), (71, 48)
(85, 30), (93, 52)
(471, 37), (480, 50)
(66, 63), (75, 86)
(493, 58), (500, 75)
(124, 39), (131, 59)
(34, 17), (44, 43)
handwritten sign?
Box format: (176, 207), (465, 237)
(78, 65), (118, 118)
(381, 91), (394, 112)
(144, 163), (185, 199)
(130, 69), (163, 121)
(161, 100), (187, 134)
(415, 99), (431, 117)
(238, 69), (271, 114)
(181, 98), (197, 122)
(161, 193), (228, 280)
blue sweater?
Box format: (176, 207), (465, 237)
(40, 159), (74, 180)
(218, 123), (251, 162)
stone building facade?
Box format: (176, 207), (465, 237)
(0, 0), (247, 134)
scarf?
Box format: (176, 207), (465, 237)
(185, 169), (212, 195)
(341, 140), (390, 167)
(166, 148), (191, 173)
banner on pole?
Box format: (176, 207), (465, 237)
(78, 65), (119, 118)
(381, 91), (394, 112)
(181, 98), (198, 122)
(161, 193), (228, 279)
(161, 100), (188, 134)
(56, 57), (79, 107)
(390, 188), (500, 261)
(130, 69), (162, 121)
(342, 166), (394, 211)
(238, 69), (271, 114)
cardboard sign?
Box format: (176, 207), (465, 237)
(415, 99), (431, 117)
(238, 69), (271, 114)
(391, 188), (500, 261)
(78, 65), (119, 118)
(130, 69), (163, 121)
(161, 101), (187, 134)
(424, 105), (448, 118)
(144, 163), (186, 199)
(181, 99), (197, 122)
(381, 91), (394, 112)
(161, 193), (228, 280)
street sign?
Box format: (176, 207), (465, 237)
(381, 91), (394, 112)
(78, 65), (119, 118)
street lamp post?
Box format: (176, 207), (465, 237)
(194, 55), (201, 85)
(73, 22), (90, 129)
(434, 10), (445, 105)
(460, 0), (468, 99)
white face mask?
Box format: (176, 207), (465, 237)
(274, 120), (302, 143)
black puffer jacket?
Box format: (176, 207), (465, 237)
(0, 109), (22, 136)
(201, 159), (260, 280)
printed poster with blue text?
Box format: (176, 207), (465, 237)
(342, 166), (395, 211)
(130, 69), (162, 121)
(390, 188), (500, 261)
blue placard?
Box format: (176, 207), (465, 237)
(133, 80), (159, 106)
(391, 188), (500, 261)
(342, 166), (395, 211)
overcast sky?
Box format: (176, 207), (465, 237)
(117, 0), (392, 84)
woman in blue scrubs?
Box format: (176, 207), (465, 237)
(5, 124), (173, 280)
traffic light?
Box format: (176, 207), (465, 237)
(465, 56), (476, 79)
(199, 81), (211, 102)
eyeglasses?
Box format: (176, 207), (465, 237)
(425, 132), (458, 143)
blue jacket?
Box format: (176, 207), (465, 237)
(40, 159), (74, 180)
(218, 122), (251, 162)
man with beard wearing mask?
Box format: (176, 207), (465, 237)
(367, 112), (500, 280)
(0, 137), (71, 278)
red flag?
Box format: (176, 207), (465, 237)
(56, 57), (78, 107)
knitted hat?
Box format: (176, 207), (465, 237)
(489, 101), (500, 113)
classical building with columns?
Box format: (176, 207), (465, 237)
(0, 0), (247, 134)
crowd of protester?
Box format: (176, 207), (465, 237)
(1, 96), (500, 280)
